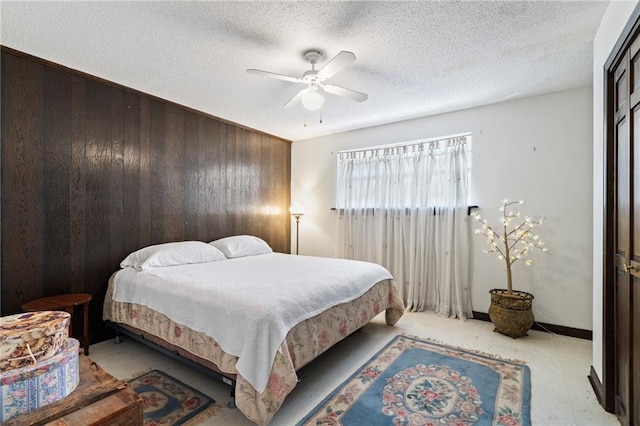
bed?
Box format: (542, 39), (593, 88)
(103, 236), (404, 425)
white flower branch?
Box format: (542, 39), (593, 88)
(472, 199), (549, 294)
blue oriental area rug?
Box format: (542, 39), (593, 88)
(297, 334), (531, 426)
(128, 370), (217, 426)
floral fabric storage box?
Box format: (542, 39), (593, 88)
(0, 311), (70, 372)
(0, 338), (80, 422)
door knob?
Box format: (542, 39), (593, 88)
(624, 263), (636, 273)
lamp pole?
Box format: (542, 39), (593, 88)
(292, 213), (303, 255)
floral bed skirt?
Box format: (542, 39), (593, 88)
(104, 276), (404, 425)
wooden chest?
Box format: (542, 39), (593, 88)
(3, 354), (143, 425)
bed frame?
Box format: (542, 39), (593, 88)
(106, 321), (238, 408)
(103, 272), (405, 425)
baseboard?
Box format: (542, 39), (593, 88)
(588, 366), (605, 406)
(471, 311), (593, 340)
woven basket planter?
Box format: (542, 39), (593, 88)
(488, 289), (535, 338)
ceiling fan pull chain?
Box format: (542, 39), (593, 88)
(320, 109), (323, 124)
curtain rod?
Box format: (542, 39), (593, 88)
(336, 132), (471, 154)
(330, 205), (479, 215)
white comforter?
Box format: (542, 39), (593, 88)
(110, 253), (393, 392)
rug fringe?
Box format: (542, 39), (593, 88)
(399, 333), (528, 365)
(183, 402), (224, 425)
(124, 367), (154, 381)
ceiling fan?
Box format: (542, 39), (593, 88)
(247, 50), (368, 111)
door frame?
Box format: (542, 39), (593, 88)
(602, 2), (640, 414)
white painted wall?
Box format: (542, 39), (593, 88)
(592, 0), (638, 381)
(291, 87), (593, 330)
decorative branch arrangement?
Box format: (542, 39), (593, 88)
(471, 199), (548, 295)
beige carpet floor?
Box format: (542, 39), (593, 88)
(89, 310), (617, 426)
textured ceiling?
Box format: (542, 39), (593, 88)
(1, 1), (609, 141)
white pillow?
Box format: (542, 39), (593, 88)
(121, 241), (227, 270)
(209, 235), (272, 259)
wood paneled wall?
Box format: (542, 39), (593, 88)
(1, 48), (291, 341)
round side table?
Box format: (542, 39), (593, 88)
(22, 293), (92, 356)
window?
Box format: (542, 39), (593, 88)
(336, 134), (471, 210)
(335, 133), (473, 318)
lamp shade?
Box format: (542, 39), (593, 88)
(300, 87), (324, 111)
(290, 205), (305, 216)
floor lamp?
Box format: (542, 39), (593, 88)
(291, 210), (304, 255)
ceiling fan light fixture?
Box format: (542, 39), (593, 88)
(301, 87), (324, 111)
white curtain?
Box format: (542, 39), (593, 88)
(336, 136), (472, 319)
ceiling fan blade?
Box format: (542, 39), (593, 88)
(247, 69), (304, 84)
(323, 84), (368, 102)
(284, 89), (304, 108)
(317, 51), (356, 79)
